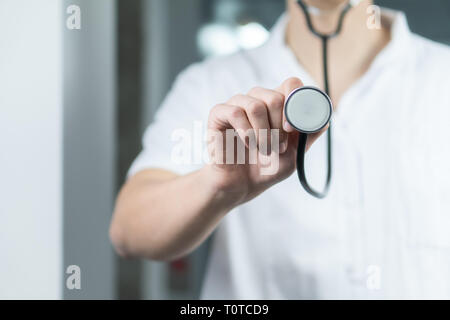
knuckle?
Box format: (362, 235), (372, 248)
(230, 93), (245, 102)
(211, 103), (224, 112)
(210, 103), (228, 120)
(209, 105), (219, 119)
(247, 100), (266, 116)
(229, 106), (244, 119)
(248, 86), (263, 95)
(267, 93), (284, 109)
(208, 104), (223, 123)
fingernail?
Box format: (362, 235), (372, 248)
(283, 120), (290, 132)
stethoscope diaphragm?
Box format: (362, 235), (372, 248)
(284, 86), (333, 134)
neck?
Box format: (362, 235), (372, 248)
(286, 0), (390, 105)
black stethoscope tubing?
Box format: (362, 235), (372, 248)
(295, 0), (353, 199)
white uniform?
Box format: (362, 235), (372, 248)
(129, 10), (450, 299)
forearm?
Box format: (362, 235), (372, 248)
(109, 166), (238, 261)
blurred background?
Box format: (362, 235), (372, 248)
(1, 0), (449, 299)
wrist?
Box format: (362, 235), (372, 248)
(200, 165), (248, 211)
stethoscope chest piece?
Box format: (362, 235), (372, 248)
(284, 86), (332, 134)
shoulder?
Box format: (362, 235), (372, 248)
(409, 34), (450, 81)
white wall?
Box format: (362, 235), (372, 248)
(0, 0), (62, 299)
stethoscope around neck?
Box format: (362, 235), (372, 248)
(284, 0), (359, 199)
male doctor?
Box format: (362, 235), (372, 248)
(110, 0), (450, 299)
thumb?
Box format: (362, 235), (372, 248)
(275, 77), (304, 133)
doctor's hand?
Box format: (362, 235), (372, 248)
(206, 77), (327, 206)
(110, 77), (327, 261)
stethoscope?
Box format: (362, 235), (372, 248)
(284, 0), (361, 198)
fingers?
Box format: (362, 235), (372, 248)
(208, 77), (305, 158)
(208, 104), (253, 145)
(247, 87), (288, 153)
(227, 94), (272, 153)
(275, 77), (304, 133)
(278, 77), (304, 100)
